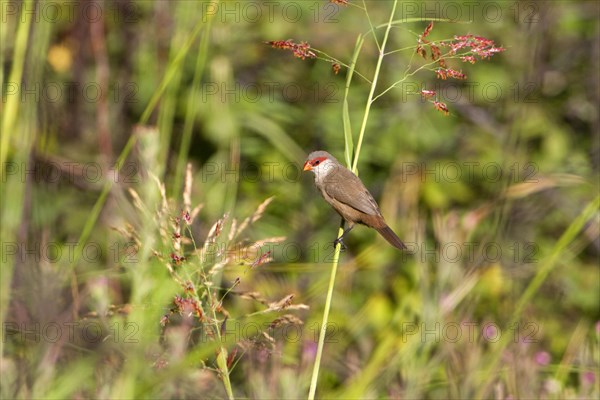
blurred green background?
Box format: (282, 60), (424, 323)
(1, 0), (598, 398)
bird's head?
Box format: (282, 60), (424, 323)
(303, 151), (340, 182)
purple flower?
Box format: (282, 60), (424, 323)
(582, 371), (595, 386)
(534, 351), (551, 366)
(303, 340), (318, 360)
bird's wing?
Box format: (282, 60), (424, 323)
(323, 167), (381, 216)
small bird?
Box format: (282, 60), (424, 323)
(303, 150), (407, 250)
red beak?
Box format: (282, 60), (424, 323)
(303, 161), (312, 171)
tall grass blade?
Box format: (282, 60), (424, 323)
(475, 194), (600, 397)
(342, 35), (364, 167)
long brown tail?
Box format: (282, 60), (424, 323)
(376, 225), (407, 250)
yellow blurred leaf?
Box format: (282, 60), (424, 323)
(47, 44), (72, 73)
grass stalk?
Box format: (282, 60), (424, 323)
(0, 0), (48, 355)
(183, 209), (237, 399)
(307, 223), (344, 400)
(474, 194), (600, 398)
(71, 8), (214, 267)
(308, 2), (398, 398)
(351, 0), (398, 174)
(139, 15), (208, 125)
(212, 142), (241, 399)
(214, 313), (235, 400)
(0, 0), (33, 178)
(172, 22), (213, 197)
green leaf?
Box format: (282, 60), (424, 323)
(343, 34), (364, 168)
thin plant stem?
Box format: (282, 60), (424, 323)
(361, 0), (381, 51)
(310, 48), (371, 84)
(342, 35), (365, 167)
(373, 53), (470, 102)
(375, 16), (462, 30)
(0, 0), (35, 354)
(352, 0), (398, 174)
(0, 0), (33, 178)
(308, 222), (345, 400)
(139, 17), (207, 125)
(172, 22), (212, 197)
(186, 220), (235, 399)
(213, 308), (235, 400)
(308, 3), (398, 399)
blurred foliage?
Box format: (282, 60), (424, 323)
(1, 0), (599, 398)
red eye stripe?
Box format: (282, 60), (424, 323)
(311, 157), (327, 166)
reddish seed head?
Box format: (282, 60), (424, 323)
(214, 219), (224, 237)
(170, 253), (185, 265)
(446, 68), (467, 79)
(251, 251), (272, 268)
(184, 281), (195, 294)
(160, 314), (170, 326)
(267, 39), (316, 60)
(461, 55), (476, 64)
(220, 317), (228, 336)
(422, 21), (434, 39)
(434, 101), (449, 115)
(421, 89), (436, 99)
(226, 347), (238, 369)
(412, 30), (504, 116)
(430, 44), (441, 61)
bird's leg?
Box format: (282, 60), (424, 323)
(333, 225), (354, 250)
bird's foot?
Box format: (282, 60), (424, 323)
(333, 237), (347, 251)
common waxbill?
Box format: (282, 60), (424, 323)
(303, 151), (407, 250)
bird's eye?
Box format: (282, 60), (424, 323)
(314, 160), (320, 165)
